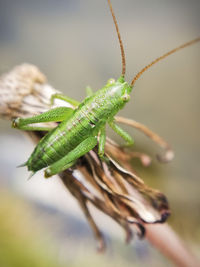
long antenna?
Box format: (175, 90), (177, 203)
(107, 0), (126, 77)
(130, 37), (200, 87)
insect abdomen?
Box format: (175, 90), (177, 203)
(26, 109), (96, 172)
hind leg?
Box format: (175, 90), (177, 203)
(45, 136), (98, 177)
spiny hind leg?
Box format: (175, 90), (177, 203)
(109, 120), (134, 146)
(45, 136), (98, 177)
(114, 116), (174, 162)
(12, 106), (73, 131)
(51, 93), (80, 107)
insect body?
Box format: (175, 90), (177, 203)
(12, 0), (200, 178)
(13, 77), (132, 177)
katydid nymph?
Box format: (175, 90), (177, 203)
(12, 0), (200, 178)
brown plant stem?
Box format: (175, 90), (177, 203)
(145, 224), (199, 267)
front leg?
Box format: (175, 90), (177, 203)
(114, 116), (174, 162)
(109, 120), (134, 146)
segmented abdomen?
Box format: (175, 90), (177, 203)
(27, 100), (104, 172)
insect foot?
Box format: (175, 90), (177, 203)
(12, 118), (20, 128)
(44, 168), (52, 178)
(98, 154), (110, 163)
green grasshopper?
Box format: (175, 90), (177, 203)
(12, 0), (200, 178)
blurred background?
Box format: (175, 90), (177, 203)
(0, 0), (200, 266)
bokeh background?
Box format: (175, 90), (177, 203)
(0, 0), (200, 266)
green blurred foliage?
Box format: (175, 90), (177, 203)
(0, 188), (65, 267)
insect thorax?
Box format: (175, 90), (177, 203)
(92, 76), (132, 119)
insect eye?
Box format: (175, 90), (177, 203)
(107, 78), (115, 85)
(122, 93), (130, 102)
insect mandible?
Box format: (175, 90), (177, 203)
(12, 0), (200, 178)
